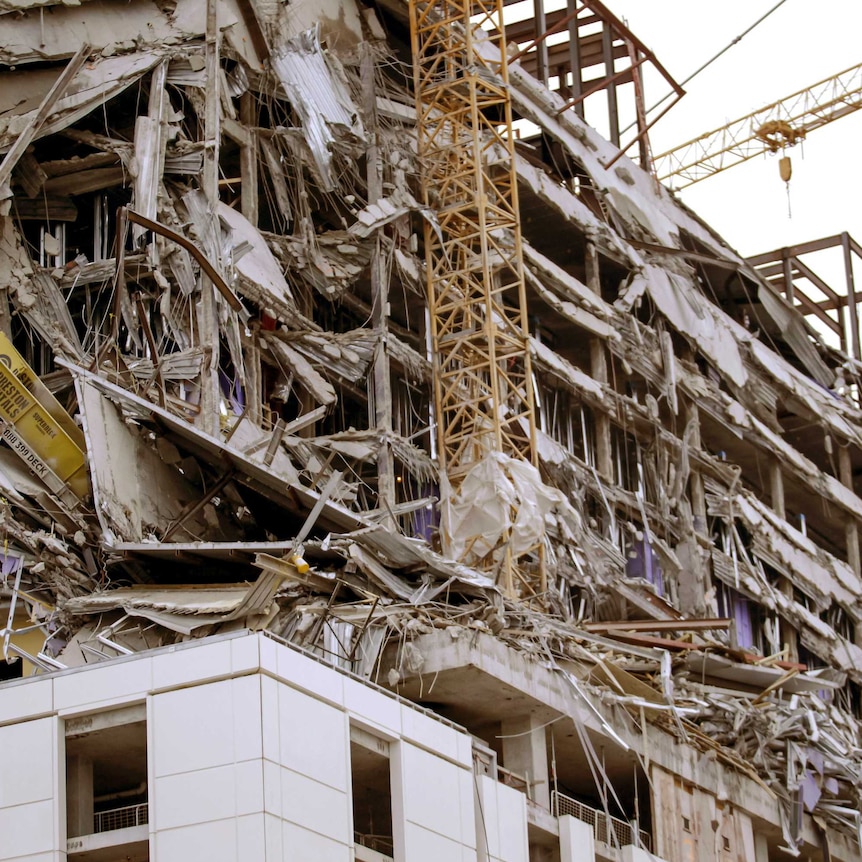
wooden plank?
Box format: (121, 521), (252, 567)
(11, 197), (78, 221)
(13, 150), (47, 197)
(44, 166), (126, 196)
(599, 631), (706, 650)
(239, 93), (258, 225)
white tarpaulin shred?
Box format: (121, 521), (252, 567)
(442, 451), (577, 567)
(219, 201), (295, 305)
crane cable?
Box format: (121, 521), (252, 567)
(620, 0), (792, 136)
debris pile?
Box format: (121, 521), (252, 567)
(1, 0), (861, 856)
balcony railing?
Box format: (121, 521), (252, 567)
(94, 802), (149, 834)
(355, 832), (394, 859)
(552, 790), (651, 851)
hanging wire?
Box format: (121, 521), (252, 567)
(621, 0), (793, 136)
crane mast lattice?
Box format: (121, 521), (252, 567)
(409, 0), (544, 602)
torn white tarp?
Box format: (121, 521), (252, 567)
(624, 264), (748, 387)
(757, 284), (834, 388)
(748, 337), (862, 447)
(270, 25), (364, 191)
(441, 451), (579, 567)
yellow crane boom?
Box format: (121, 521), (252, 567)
(654, 61), (862, 189)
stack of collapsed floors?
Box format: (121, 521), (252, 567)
(0, 0), (861, 859)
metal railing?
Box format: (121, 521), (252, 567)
(552, 790), (651, 851)
(355, 832), (394, 859)
(94, 802), (148, 834)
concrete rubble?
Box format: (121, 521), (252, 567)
(1, 0), (861, 859)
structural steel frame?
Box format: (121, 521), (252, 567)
(748, 232), (862, 361)
(409, 0), (544, 601)
(501, 0), (683, 171)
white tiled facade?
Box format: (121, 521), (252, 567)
(0, 632), (532, 862)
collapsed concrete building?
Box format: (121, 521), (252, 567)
(1, 0), (861, 860)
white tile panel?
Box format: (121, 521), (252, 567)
(235, 758), (265, 817)
(404, 821), (468, 862)
(152, 681), (231, 777)
(231, 675), (264, 763)
(275, 641), (343, 706)
(53, 657), (153, 711)
(282, 821), (351, 861)
(152, 677), (262, 777)
(560, 814), (596, 862)
(0, 678), (52, 725)
(344, 677), (400, 735)
(152, 639), (232, 690)
(494, 779), (529, 862)
(275, 684), (348, 791)
(156, 819), (238, 862)
(400, 704), (462, 763)
(231, 634), (261, 674)
(279, 766), (350, 842)
(458, 766), (477, 850)
(0, 718), (55, 807)
(476, 774), (502, 860)
(259, 632), (279, 675)
(260, 674), (281, 765)
(154, 760), (264, 830)
(401, 742), (472, 842)
(0, 800), (56, 859)
(155, 765), (239, 830)
(262, 758), (282, 818)
(264, 812), (284, 858)
(236, 812), (265, 858)
(456, 731), (474, 768)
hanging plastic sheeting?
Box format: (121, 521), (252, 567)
(270, 25), (365, 191)
(441, 451), (579, 569)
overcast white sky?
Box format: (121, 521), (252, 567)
(596, 0), (862, 260)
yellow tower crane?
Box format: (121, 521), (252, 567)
(653, 61), (862, 190)
(409, 0), (544, 603)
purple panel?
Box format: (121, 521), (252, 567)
(732, 594), (754, 648)
(0, 553), (19, 577)
(411, 482), (439, 542)
(625, 535), (664, 595)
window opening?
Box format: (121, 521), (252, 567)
(65, 705), (148, 855)
(350, 725), (393, 861)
